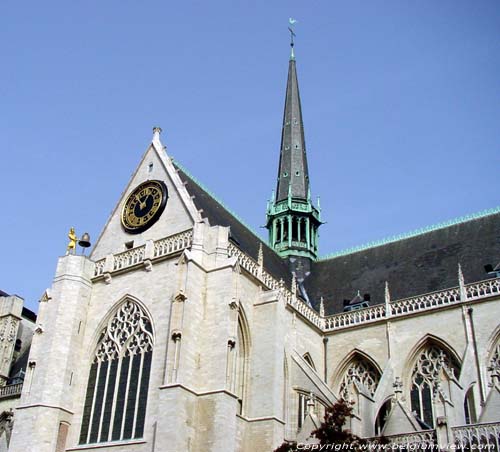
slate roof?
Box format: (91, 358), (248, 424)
(174, 163), (293, 287)
(172, 163), (499, 316)
(305, 211), (500, 315)
(275, 57), (310, 202)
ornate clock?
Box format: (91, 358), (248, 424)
(121, 180), (168, 234)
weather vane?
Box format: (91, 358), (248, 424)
(288, 17), (297, 48)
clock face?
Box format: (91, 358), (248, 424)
(121, 180), (168, 234)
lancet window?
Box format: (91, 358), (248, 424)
(228, 314), (249, 415)
(79, 300), (154, 445)
(463, 387), (477, 424)
(339, 357), (380, 402)
(409, 343), (460, 428)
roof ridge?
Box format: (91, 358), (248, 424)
(318, 206), (500, 261)
(172, 158), (281, 257)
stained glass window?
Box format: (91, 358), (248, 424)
(79, 300), (154, 444)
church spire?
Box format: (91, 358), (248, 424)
(275, 47), (309, 202)
(275, 19), (309, 202)
(266, 28), (321, 270)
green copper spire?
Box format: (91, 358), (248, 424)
(266, 29), (321, 270)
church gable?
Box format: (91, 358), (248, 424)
(91, 133), (201, 261)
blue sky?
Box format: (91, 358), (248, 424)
(1, 1), (499, 313)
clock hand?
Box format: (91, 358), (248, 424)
(135, 194), (147, 210)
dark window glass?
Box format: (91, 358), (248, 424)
(112, 355), (130, 441)
(123, 354), (141, 439)
(79, 363), (98, 444)
(135, 351), (152, 438)
(89, 361), (108, 443)
(100, 359), (118, 442)
(79, 300), (154, 445)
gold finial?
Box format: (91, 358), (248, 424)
(66, 227), (78, 255)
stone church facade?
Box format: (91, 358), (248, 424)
(1, 46), (499, 452)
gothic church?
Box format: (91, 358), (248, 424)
(1, 42), (499, 452)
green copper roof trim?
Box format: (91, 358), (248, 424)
(172, 158), (282, 257)
(319, 206), (500, 261)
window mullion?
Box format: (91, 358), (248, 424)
(107, 357), (123, 443)
(120, 353), (134, 440)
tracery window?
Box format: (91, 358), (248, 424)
(488, 338), (500, 383)
(410, 344), (460, 428)
(339, 357), (380, 402)
(79, 300), (154, 445)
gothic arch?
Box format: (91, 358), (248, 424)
(405, 335), (462, 428)
(232, 304), (251, 415)
(463, 384), (477, 424)
(85, 294), (156, 363)
(236, 304), (251, 350)
(374, 397), (393, 435)
(403, 334), (462, 384)
(333, 349), (382, 401)
(79, 297), (155, 445)
(485, 328), (500, 384)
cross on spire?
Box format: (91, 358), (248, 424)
(288, 18), (297, 60)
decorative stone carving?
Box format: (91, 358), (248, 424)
(94, 300), (153, 363)
(340, 358), (380, 401)
(488, 339), (500, 385)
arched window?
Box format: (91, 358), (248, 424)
(339, 356), (380, 402)
(487, 337), (500, 384)
(229, 314), (249, 415)
(409, 343), (460, 428)
(79, 300), (154, 445)
(375, 399), (392, 435)
(464, 386), (476, 424)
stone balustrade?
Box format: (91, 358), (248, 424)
(92, 231), (499, 333)
(324, 277), (500, 332)
(365, 422), (500, 451)
(228, 242), (324, 329)
(325, 305), (386, 330)
(452, 421), (500, 452)
(466, 278), (500, 300)
(0, 382), (23, 399)
(380, 429), (436, 450)
(92, 230), (193, 279)
(94, 258), (105, 277)
(113, 246), (145, 271)
(153, 230), (193, 258)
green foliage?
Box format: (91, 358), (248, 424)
(310, 399), (366, 450)
(272, 399), (365, 452)
(273, 441), (298, 452)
